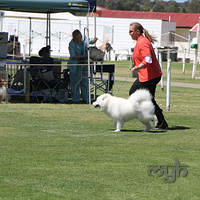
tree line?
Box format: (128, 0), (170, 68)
(97, 0), (200, 13)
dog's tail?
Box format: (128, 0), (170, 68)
(128, 89), (152, 103)
(129, 89), (155, 121)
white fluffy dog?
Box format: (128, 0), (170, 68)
(93, 89), (157, 132)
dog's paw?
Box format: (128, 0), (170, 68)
(113, 129), (121, 133)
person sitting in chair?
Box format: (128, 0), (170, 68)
(38, 46), (54, 71)
(26, 46), (55, 87)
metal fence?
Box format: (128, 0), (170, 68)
(5, 62), (115, 103)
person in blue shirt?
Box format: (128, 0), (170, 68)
(67, 29), (97, 103)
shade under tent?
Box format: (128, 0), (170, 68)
(0, 0), (100, 104)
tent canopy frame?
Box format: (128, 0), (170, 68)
(0, 0), (97, 104)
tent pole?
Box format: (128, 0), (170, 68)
(87, 8), (91, 104)
(46, 12), (51, 48)
(93, 10), (97, 100)
(49, 13), (51, 47)
(46, 13), (48, 46)
(79, 20), (81, 31)
(94, 11), (96, 40)
(29, 17), (32, 56)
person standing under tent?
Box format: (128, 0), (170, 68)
(129, 22), (168, 130)
(67, 29), (98, 104)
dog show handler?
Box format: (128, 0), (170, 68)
(67, 29), (97, 104)
(129, 22), (168, 130)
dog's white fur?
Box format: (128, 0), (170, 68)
(93, 89), (157, 132)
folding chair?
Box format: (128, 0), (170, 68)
(29, 56), (54, 102)
(90, 63), (115, 99)
(29, 56), (70, 103)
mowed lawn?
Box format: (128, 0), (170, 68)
(113, 60), (200, 84)
(0, 80), (200, 199)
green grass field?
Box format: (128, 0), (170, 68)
(113, 60), (200, 84)
(0, 62), (200, 199)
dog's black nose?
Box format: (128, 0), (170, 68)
(94, 104), (100, 108)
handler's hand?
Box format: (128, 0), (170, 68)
(130, 67), (137, 72)
(93, 37), (98, 43)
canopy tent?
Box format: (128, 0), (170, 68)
(0, 0), (97, 104)
(3, 10), (78, 20)
(0, 0), (89, 13)
(0, 0), (96, 51)
(2, 10), (79, 54)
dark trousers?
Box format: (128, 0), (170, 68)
(129, 77), (166, 125)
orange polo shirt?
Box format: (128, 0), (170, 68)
(132, 35), (162, 82)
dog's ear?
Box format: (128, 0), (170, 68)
(0, 78), (3, 85)
(0, 78), (6, 85)
(102, 93), (110, 101)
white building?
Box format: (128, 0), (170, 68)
(0, 11), (176, 60)
(79, 16), (176, 60)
